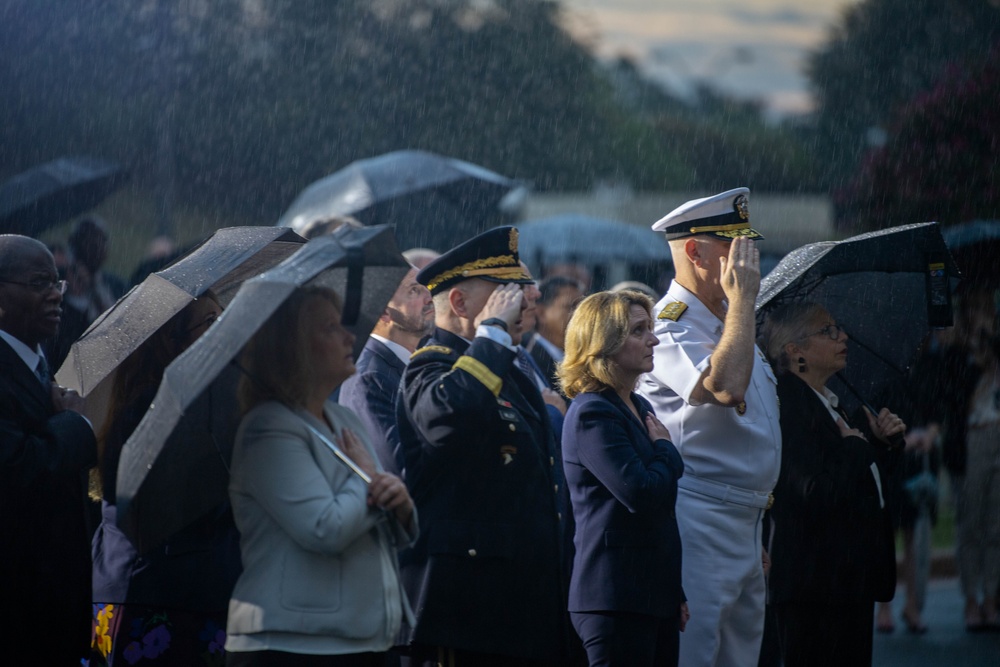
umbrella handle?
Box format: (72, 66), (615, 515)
(834, 372), (905, 448)
(304, 424), (373, 484)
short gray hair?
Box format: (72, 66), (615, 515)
(758, 301), (827, 375)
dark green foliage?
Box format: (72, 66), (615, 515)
(0, 0), (695, 221)
(836, 46), (1000, 233)
(808, 0), (1000, 191)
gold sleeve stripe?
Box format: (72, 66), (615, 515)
(453, 356), (503, 397)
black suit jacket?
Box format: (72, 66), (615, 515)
(768, 373), (899, 606)
(0, 337), (97, 660)
(396, 327), (568, 662)
(338, 337), (407, 475)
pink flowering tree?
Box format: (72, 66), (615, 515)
(835, 46), (1000, 234)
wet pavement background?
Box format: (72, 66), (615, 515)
(872, 577), (999, 666)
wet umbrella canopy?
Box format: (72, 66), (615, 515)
(0, 155), (128, 236)
(115, 224), (409, 551)
(277, 149), (527, 252)
(941, 219), (1000, 288)
(756, 222), (960, 416)
(54, 226), (306, 432)
(516, 213), (669, 268)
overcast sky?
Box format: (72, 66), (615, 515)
(561, 0), (859, 119)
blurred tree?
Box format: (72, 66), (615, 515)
(0, 0), (694, 224)
(835, 46), (1000, 233)
(653, 85), (823, 193)
(808, 0), (1000, 192)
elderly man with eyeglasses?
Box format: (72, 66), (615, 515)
(0, 234), (97, 665)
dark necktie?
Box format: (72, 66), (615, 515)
(515, 348), (544, 390)
(35, 355), (50, 387)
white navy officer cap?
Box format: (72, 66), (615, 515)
(651, 187), (764, 241)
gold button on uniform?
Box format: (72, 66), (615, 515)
(508, 424), (515, 431)
(468, 549), (477, 557)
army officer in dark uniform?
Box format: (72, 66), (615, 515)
(395, 227), (569, 666)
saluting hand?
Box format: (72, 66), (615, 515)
(475, 282), (524, 331)
(719, 236), (761, 305)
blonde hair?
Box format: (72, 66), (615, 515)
(238, 286), (343, 413)
(558, 290), (654, 398)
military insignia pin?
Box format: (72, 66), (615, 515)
(657, 301), (688, 321)
(734, 193), (749, 221)
(735, 401), (747, 416)
(500, 445), (517, 465)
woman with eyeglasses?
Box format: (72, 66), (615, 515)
(89, 291), (243, 666)
(758, 301), (905, 667)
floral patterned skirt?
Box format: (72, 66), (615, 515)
(88, 602), (228, 666)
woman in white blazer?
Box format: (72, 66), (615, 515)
(225, 286), (417, 667)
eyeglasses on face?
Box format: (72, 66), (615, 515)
(0, 278), (67, 295)
(804, 323), (845, 341)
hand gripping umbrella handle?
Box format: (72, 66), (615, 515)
(835, 372), (905, 449)
(304, 423), (373, 484)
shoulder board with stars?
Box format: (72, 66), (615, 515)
(657, 301), (688, 321)
(410, 344), (455, 359)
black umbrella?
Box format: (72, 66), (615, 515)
(54, 226), (306, 433)
(0, 156), (128, 236)
(942, 219), (1000, 288)
(756, 222), (961, 417)
(115, 224), (409, 551)
(276, 149), (528, 251)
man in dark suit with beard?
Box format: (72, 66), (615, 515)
(0, 234), (97, 664)
(338, 249), (437, 475)
(395, 227), (570, 666)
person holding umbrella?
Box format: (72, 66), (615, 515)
(758, 301), (905, 666)
(89, 290), (242, 666)
(225, 285), (417, 666)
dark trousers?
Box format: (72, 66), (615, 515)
(227, 650), (388, 667)
(773, 599), (875, 667)
(570, 611), (679, 667)
(398, 644), (560, 667)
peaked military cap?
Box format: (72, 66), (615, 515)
(651, 187), (764, 241)
(417, 226), (533, 296)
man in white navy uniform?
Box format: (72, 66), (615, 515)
(637, 187), (781, 667)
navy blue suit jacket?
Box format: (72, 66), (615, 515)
(562, 389), (685, 618)
(0, 337), (97, 658)
(338, 337), (406, 475)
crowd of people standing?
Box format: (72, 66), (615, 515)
(1, 186), (997, 666)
